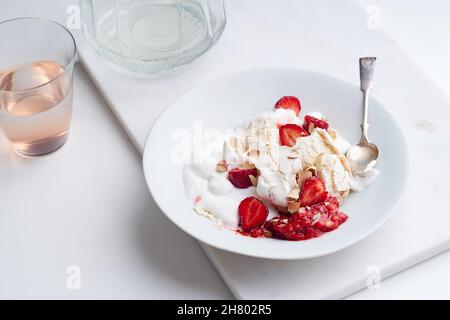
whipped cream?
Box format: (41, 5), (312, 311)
(350, 169), (379, 192)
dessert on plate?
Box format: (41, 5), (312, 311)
(184, 96), (378, 241)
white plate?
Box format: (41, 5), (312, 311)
(143, 68), (409, 260)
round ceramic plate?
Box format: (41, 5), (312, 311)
(143, 68), (409, 260)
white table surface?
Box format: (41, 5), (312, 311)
(0, 0), (449, 299)
(0, 0), (231, 299)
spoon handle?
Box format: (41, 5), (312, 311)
(359, 57), (376, 143)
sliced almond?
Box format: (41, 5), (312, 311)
(317, 129), (340, 155)
(339, 189), (350, 201)
(311, 212), (322, 225)
(194, 206), (214, 219)
(287, 187), (300, 199)
(296, 167), (315, 186)
(305, 165), (317, 176)
(297, 172), (309, 186)
(216, 160), (228, 173)
(249, 174), (258, 187)
(338, 154), (352, 177)
(287, 199), (301, 214)
(328, 128), (337, 139)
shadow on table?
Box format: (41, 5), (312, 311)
(133, 190), (232, 298)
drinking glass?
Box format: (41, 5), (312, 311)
(0, 18), (77, 157)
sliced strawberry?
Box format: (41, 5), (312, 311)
(299, 177), (328, 206)
(279, 124), (308, 147)
(238, 197), (269, 231)
(228, 168), (257, 189)
(303, 115), (329, 132)
(274, 96), (301, 115)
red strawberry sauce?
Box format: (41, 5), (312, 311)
(237, 195), (348, 241)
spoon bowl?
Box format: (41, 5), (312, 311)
(346, 142), (379, 174)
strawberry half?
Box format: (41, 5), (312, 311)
(303, 115), (329, 132)
(279, 124), (308, 147)
(238, 197), (269, 231)
(299, 177), (328, 206)
(227, 168), (257, 189)
(274, 96), (301, 115)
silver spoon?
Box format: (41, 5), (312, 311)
(346, 57), (379, 174)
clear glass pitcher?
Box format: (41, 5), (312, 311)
(80, 0), (226, 74)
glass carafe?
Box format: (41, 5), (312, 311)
(80, 0), (226, 74)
